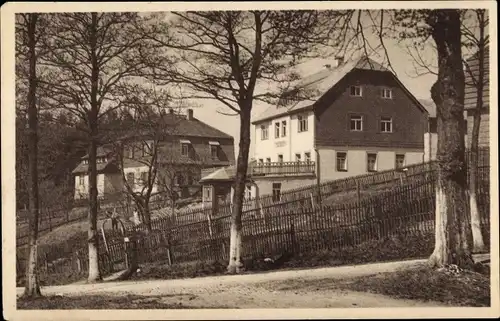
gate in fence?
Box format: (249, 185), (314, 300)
(100, 218), (138, 273)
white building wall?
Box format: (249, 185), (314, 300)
(123, 165), (158, 194)
(318, 146), (424, 182)
(253, 111), (315, 163)
(74, 173), (105, 199)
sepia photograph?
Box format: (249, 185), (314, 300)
(1, 1), (498, 320)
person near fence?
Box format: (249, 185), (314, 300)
(111, 207), (119, 230)
(132, 207), (141, 226)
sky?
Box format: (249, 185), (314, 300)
(189, 33), (438, 159)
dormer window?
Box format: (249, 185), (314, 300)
(181, 143), (189, 156)
(350, 86), (362, 97)
(381, 88), (393, 99)
(209, 141), (220, 159)
(83, 159), (89, 165)
(180, 139), (192, 158)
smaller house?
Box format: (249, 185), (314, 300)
(72, 108), (235, 203)
(72, 146), (122, 201)
(199, 162), (255, 209)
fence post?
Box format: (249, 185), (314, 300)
(75, 250), (82, 273)
(290, 222), (296, 254)
(310, 192), (315, 208)
(356, 181), (361, 203)
(44, 252), (49, 272)
(166, 233), (173, 265)
(206, 213), (213, 238)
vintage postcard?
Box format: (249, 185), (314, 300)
(2, 1), (499, 320)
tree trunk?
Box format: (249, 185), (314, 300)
(139, 200), (152, 232)
(468, 10), (486, 253)
(227, 106), (252, 274)
(427, 10), (474, 269)
(23, 13), (42, 298)
(469, 111), (485, 253)
(87, 12), (102, 283)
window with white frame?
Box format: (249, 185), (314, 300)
(281, 120), (287, 137)
(126, 172), (135, 187)
(298, 115), (308, 132)
(381, 88), (393, 99)
(210, 145), (218, 158)
(83, 159), (89, 165)
(140, 171), (148, 185)
(272, 183), (282, 202)
(380, 117), (393, 133)
(350, 85), (362, 97)
(245, 185), (252, 200)
(181, 143), (190, 156)
(275, 122), (280, 138)
(295, 153), (301, 162)
(127, 146), (134, 159)
(304, 152), (311, 162)
(350, 115), (363, 131)
(261, 124), (269, 140)
(277, 154), (283, 163)
(79, 175), (85, 186)
(396, 154), (406, 169)
(367, 153), (378, 172)
(336, 152), (347, 172)
(204, 186), (211, 200)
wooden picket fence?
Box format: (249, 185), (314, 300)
(17, 148), (490, 285)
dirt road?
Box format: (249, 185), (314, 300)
(16, 259), (453, 308)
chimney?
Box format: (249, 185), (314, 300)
(187, 109), (194, 120)
(169, 108), (174, 114)
(335, 56), (345, 66)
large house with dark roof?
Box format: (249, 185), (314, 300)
(200, 56), (429, 203)
(247, 56), (428, 198)
(72, 108), (235, 201)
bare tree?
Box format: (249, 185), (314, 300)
(39, 12), (159, 282)
(338, 9), (476, 269)
(113, 89), (173, 232)
(462, 9), (489, 253)
(15, 12), (44, 298)
(424, 10), (474, 268)
(139, 10), (352, 273)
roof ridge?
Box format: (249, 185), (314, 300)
(189, 117), (233, 139)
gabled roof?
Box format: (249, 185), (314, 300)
(113, 112), (234, 142)
(418, 99), (437, 118)
(80, 146), (113, 160)
(252, 56), (428, 124)
(156, 113), (233, 140)
(252, 56), (388, 124)
(199, 162), (255, 183)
